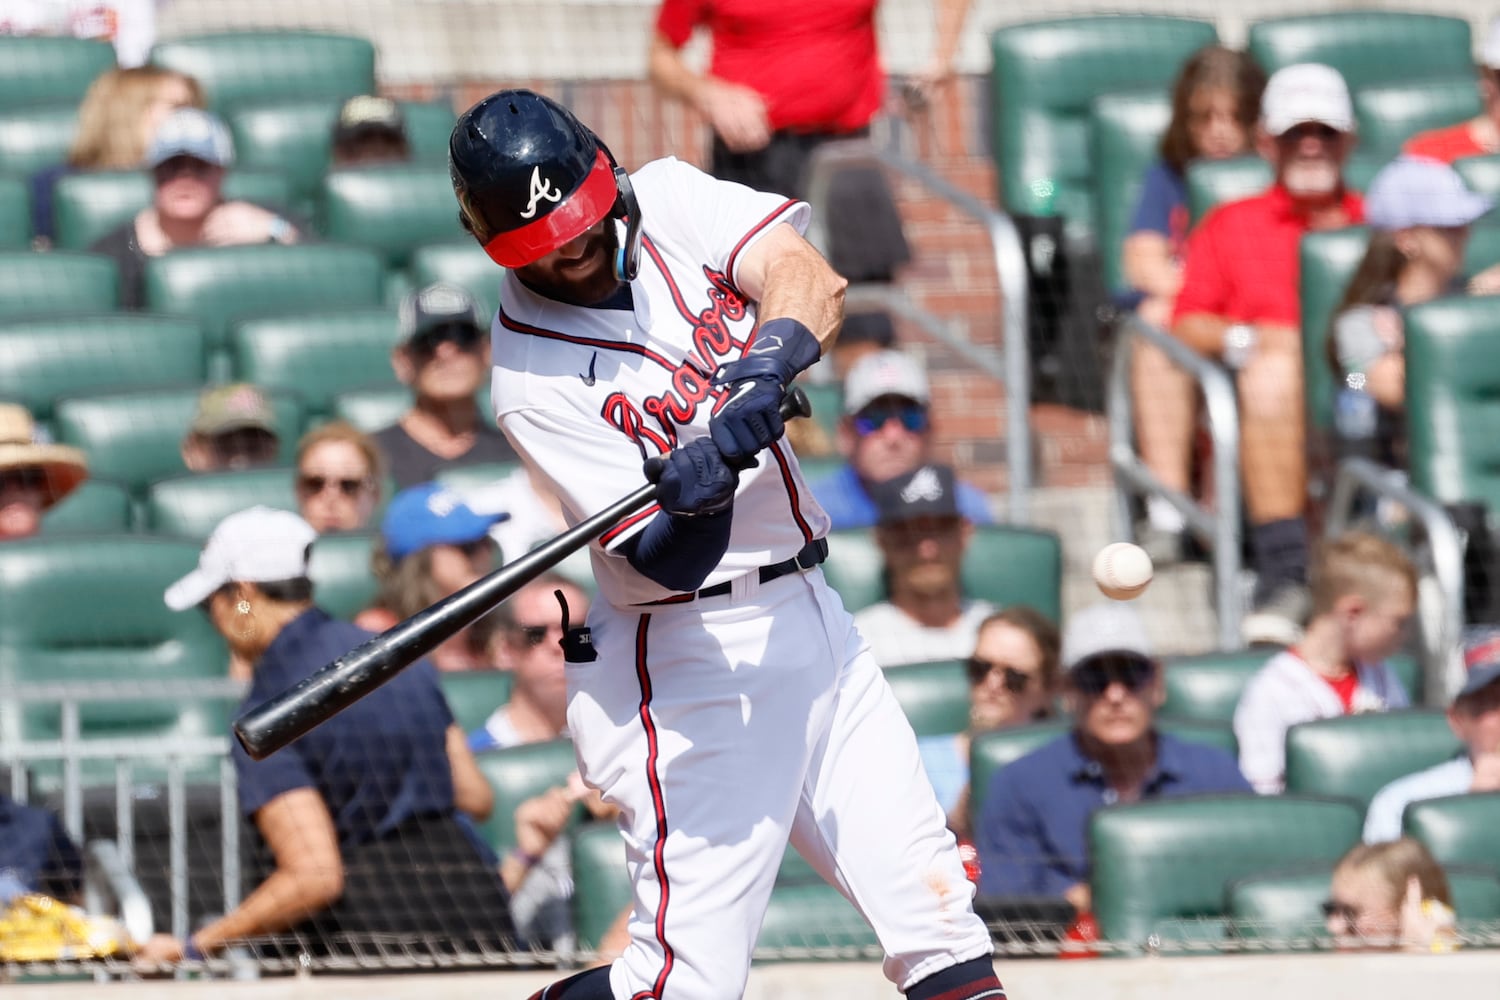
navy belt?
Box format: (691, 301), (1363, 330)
(642, 538), (829, 605)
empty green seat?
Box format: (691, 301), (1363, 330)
(402, 101), (458, 162)
(883, 660), (969, 738)
(1186, 156), (1273, 223)
(1090, 795), (1362, 946)
(1161, 647), (1273, 723)
(1455, 154), (1500, 200)
(307, 531), (378, 622)
(40, 478), (133, 535)
(0, 251), (117, 320)
(1090, 90), (1174, 295)
(1467, 220), (1500, 276)
(232, 308), (402, 419)
(757, 882), (877, 954)
(52, 168), (293, 251)
(331, 385), (411, 432)
(0, 176), (30, 249)
(434, 461), (524, 496)
(796, 380), (844, 445)
(0, 104), (78, 176)
(1248, 14), (1471, 90)
(0, 314), (204, 422)
(989, 16), (1217, 246)
(149, 32), (375, 112)
(0, 36), (114, 109)
(1299, 226), (1371, 445)
(318, 164), (467, 269)
(1354, 76), (1483, 163)
(144, 467), (299, 540)
(406, 241), (503, 318)
(438, 670), (515, 737)
(1403, 793), (1500, 872)
(473, 738), (582, 856)
(1283, 711), (1461, 811)
(571, 821), (632, 950)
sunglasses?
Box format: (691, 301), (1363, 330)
(409, 322), (483, 359)
(297, 474), (369, 498)
(0, 466), (48, 492)
(153, 156), (219, 181)
(1320, 900), (1360, 923)
(513, 623), (560, 648)
(852, 404), (928, 437)
(965, 657), (1036, 693)
(1070, 656), (1155, 697)
(1278, 123), (1342, 143)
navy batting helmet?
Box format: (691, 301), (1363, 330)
(450, 89), (640, 279)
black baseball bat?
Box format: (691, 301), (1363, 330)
(232, 386), (813, 760)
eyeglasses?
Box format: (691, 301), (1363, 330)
(965, 657), (1035, 693)
(513, 622), (560, 648)
(1070, 656), (1155, 697)
(1320, 900), (1360, 923)
(297, 474), (369, 498)
(409, 322), (483, 360)
(852, 404), (928, 437)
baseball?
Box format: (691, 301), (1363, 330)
(1093, 542), (1154, 601)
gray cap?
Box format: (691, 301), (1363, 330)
(147, 108), (234, 169)
(1060, 602), (1152, 671)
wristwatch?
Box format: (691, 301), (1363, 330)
(266, 216), (294, 245)
(1222, 323), (1258, 370)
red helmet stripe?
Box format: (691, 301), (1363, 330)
(481, 150), (617, 268)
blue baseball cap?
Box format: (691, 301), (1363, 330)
(1366, 157), (1492, 232)
(381, 483), (509, 561)
(147, 107), (234, 169)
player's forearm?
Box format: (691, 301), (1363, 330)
(623, 507), (734, 593)
(648, 33), (710, 113)
(755, 247), (847, 354)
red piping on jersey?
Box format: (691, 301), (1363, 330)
(630, 614), (676, 1000)
(601, 503), (659, 547)
(769, 441), (814, 543)
(726, 199), (799, 285)
(497, 306), (680, 373)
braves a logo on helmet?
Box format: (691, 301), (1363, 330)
(520, 166), (563, 219)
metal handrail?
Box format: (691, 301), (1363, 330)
(802, 139), (1032, 525)
(1324, 457), (1465, 705)
(85, 839), (155, 944)
(1109, 313), (1243, 649)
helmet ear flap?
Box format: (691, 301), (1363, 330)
(612, 166), (642, 282)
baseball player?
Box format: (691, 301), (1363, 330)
(449, 90), (1001, 1000)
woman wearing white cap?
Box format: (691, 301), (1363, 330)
(136, 507), (515, 968)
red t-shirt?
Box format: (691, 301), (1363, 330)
(1403, 122), (1490, 164)
(1323, 670), (1359, 713)
(1172, 184), (1366, 328)
(655, 0), (884, 134)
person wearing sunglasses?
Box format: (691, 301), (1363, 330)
(356, 482), (509, 672)
(974, 602), (1249, 913)
(0, 404), (89, 541)
(374, 283), (518, 490)
(179, 383), (281, 473)
(808, 350), (993, 530)
(294, 421), (385, 534)
(1324, 838), (1457, 952)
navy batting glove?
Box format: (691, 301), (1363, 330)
(710, 318), (821, 466)
(643, 438), (740, 517)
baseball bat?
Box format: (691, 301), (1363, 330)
(232, 386), (813, 761)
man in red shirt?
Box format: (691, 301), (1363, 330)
(1172, 63), (1365, 645)
(1404, 18), (1500, 163)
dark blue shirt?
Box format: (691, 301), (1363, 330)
(0, 793), (82, 901)
(809, 463), (994, 530)
(1117, 159), (1191, 303)
(975, 730), (1251, 899)
(231, 608), (457, 848)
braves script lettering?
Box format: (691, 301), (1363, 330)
(520, 167), (563, 219)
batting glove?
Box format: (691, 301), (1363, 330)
(710, 318), (821, 466)
(643, 438), (740, 517)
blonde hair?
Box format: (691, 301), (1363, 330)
(1334, 838), (1453, 910)
(369, 539), (443, 620)
(295, 421), (386, 498)
(69, 67), (205, 170)
(1310, 531), (1418, 616)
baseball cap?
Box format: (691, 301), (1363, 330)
(381, 482), (510, 561)
(1060, 602), (1153, 672)
(399, 282), (488, 346)
(1457, 628), (1500, 699)
(1260, 63), (1355, 137)
(164, 507), (316, 611)
(1365, 157), (1493, 231)
(332, 95), (408, 145)
(147, 107), (234, 169)
(843, 350), (930, 415)
(870, 464), (960, 525)
(190, 384), (277, 437)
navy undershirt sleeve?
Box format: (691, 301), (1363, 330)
(621, 507), (734, 593)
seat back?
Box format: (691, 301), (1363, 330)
(307, 531), (379, 623)
(0, 105), (78, 176)
(1089, 90), (1174, 295)
(968, 721), (1071, 823)
(0, 36), (114, 109)
(438, 670), (515, 737)
(1467, 220), (1500, 276)
(228, 98), (342, 210)
(143, 467), (300, 540)
(1299, 226), (1371, 437)
(0, 251), (117, 320)
(331, 385), (412, 432)
(1354, 76), (1483, 163)
(1455, 154), (1500, 200)
(989, 16), (1217, 244)
(407, 241), (504, 319)
(1161, 647), (1273, 723)
(571, 822), (633, 950)
(319, 164), (468, 269)
(1404, 296), (1500, 511)
(1247, 13), (1472, 90)
(472, 738), (582, 855)
(52, 169), (292, 251)
(401, 101), (458, 162)
(1403, 792), (1500, 872)
(962, 525), (1063, 623)
(1186, 156), (1273, 223)
(0, 175), (30, 249)
(232, 308), (401, 419)
(883, 660), (969, 738)
(149, 32), (375, 112)
(432, 461), (524, 496)
(1283, 711), (1462, 811)
(1089, 794), (1362, 945)
(757, 882), (877, 953)
(41, 479), (134, 535)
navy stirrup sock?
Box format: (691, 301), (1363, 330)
(906, 956), (1006, 1000)
(526, 966), (615, 1000)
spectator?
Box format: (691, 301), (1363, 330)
(375, 283), (518, 490)
(0, 404), (88, 540)
(1329, 157), (1496, 469)
(295, 421), (385, 534)
(919, 606), (1061, 838)
(974, 602), (1249, 911)
(462, 465), (594, 589)
(1364, 630), (1500, 843)
(0, 0), (158, 67)
(808, 350), (992, 529)
(1234, 531), (1415, 795)
(140, 507), (513, 966)
(853, 463), (996, 667)
(180, 383), (280, 473)
(357, 482), (507, 672)
(1172, 63), (1365, 645)
(330, 95), (412, 168)
(1125, 46), (1266, 557)
(31, 64), (204, 241)
(0, 793), (83, 904)
(89, 108), (302, 308)
(1325, 839), (1457, 952)
(1403, 19), (1500, 164)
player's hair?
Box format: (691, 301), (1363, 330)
(1333, 838), (1453, 910)
(1309, 531), (1418, 616)
(295, 421), (387, 496)
(1160, 45), (1267, 174)
(973, 606), (1061, 716)
(69, 66), (206, 170)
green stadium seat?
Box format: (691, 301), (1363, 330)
(0, 314), (204, 422)
(318, 164), (468, 269)
(228, 98), (341, 211)
(0, 104), (78, 177)
(438, 670), (515, 737)
(472, 738), (582, 856)
(331, 385), (411, 432)
(406, 241), (503, 318)
(796, 379), (844, 446)
(1089, 795), (1362, 946)
(40, 479), (133, 535)
(52, 168), (293, 251)
(232, 308), (402, 419)
(1090, 90), (1174, 295)
(1246, 13), (1472, 90)
(757, 882), (877, 954)
(307, 531), (378, 622)
(883, 660), (969, 738)
(1454, 154), (1500, 200)
(989, 16), (1217, 247)
(571, 822), (632, 950)
(1283, 711), (1462, 811)
(1299, 226), (1371, 445)
(401, 100), (458, 162)
(0, 176), (30, 249)
(149, 32), (375, 112)
(143, 467), (300, 540)
(1467, 221), (1500, 276)
(0, 36), (114, 110)
(1160, 647), (1273, 723)
(1186, 156), (1273, 224)
(1159, 717), (1238, 757)
(1403, 793), (1500, 872)
(0, 251), (117, 320)
(434, 462), (524, 496)
(1354, 76), (1483, 163)
(55, 386), (304, 495)
(820, 530), (885, 612)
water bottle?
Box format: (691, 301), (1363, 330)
(1334, 371), (1378, 460)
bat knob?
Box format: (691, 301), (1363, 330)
(780, 385), (812, 422)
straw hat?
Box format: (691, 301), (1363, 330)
(0, 404), (89, 509)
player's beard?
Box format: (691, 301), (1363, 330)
(517, 225), (624, 307)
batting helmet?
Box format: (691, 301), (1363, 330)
(450, 89), (640, 280)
